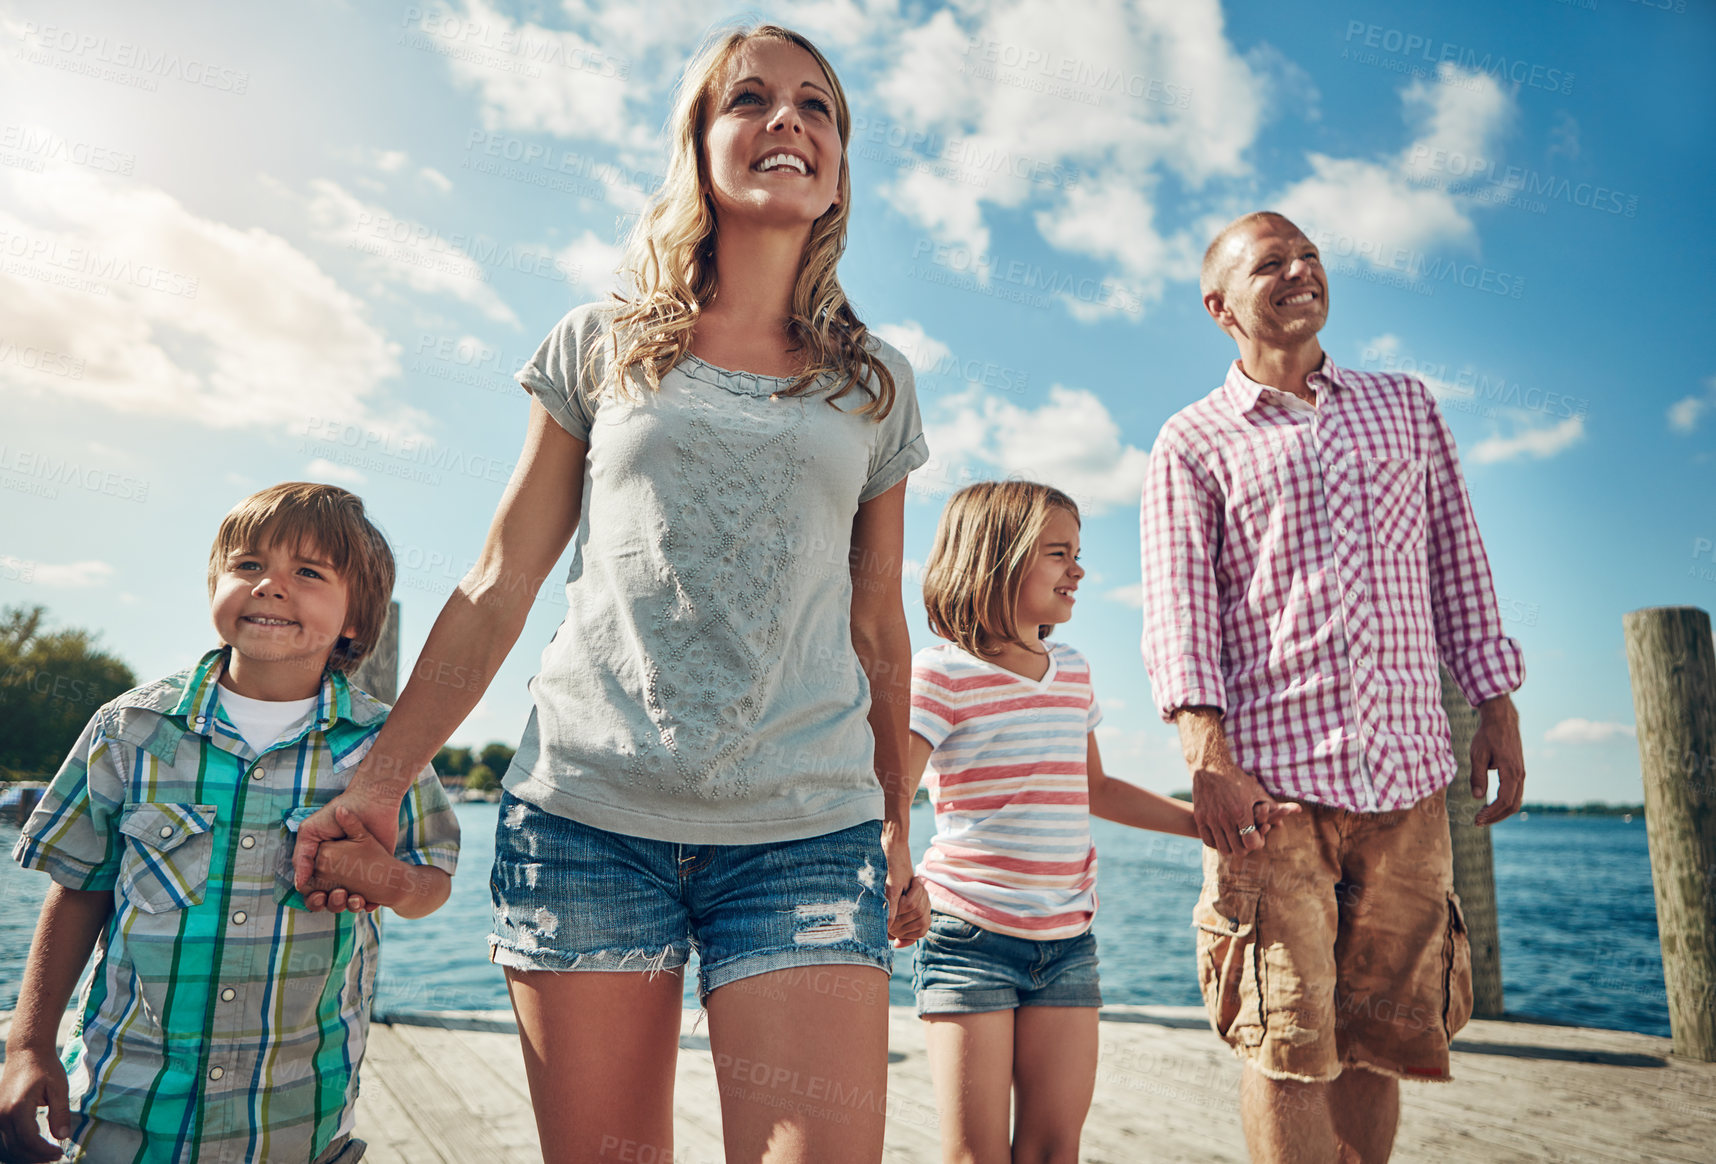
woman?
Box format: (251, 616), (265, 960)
(291, 24), (928, 1164)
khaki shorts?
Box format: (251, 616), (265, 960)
(1193, 787), (1473, 1083)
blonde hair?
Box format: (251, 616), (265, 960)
(922, 481), (1080, 658)
(1200, 210), (1300, 298)
(598, 23), (897, 417)
(207, 482), (395, 673)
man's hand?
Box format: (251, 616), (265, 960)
(1192, 762), (1301, 854)
(1176, 706), (1301, 854)
(292, 777), (404, 913)
(1471, 694), (1526, 826)
(0, 1047), (70, 1163)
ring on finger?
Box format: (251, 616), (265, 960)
(1237, 824), (1259, 836)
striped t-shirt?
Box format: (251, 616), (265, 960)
(909, 641), (1102, 939)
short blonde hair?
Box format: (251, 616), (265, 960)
(207, 482), (395, 672)
(922, 481), (1080, 658)
(1200, 210), (1299, 299)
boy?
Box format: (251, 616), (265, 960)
(0, 482), (459, 1164)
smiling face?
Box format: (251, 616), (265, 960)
(701, 37), (843, 231)
(1206, 216), (1330, 347)
(209, 537), (356, 697)
(1014, 506), (1084, 638)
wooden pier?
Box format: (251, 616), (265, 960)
(7, 1006), (1711, 1162)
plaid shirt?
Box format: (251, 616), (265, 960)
(1139, 359), (1525, 812)
(13, 649), (459, 1164)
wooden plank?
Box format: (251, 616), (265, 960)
(7, 1006), (1715, 1161)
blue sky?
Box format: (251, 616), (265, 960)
(1, 0), (1711, 803)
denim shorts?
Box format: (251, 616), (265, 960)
(913, 911), (1102, 1015)
(488, 791), (892, 1000)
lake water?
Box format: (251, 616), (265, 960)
(0, 804), (1670, 1037)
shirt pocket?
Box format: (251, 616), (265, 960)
(1364, 456), (1428, 556)
(274, 805), (321, 909)
(116, 803), (218, 913)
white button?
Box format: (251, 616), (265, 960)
(158, 826), (174, 839)
(220, 987), (236, 1002)
(195, 716), (206, 725)
(208, 1066), (224, 1081)
(240, 835), (256, 849)
(250, 768), (264, 781)
(232, 910), (248, 925)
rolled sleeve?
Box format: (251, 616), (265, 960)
(1139, 441), (1228, 721)
(394, 766), (461, 874)
(12, 712), (124, 890)
(1420, 383), (1525, 706)
(517, 302), (611, 442)
(860, 347), (929, 502)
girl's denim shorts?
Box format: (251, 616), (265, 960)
(913, 910), (1102, 1015)
(488, 791), (892, 1000)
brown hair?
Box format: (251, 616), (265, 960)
(601, 23), (897, 418)
(207, 482), (395, 672)
(922, 481), (1080, 658)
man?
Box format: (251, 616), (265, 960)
(1138, 211), (1526, 1164)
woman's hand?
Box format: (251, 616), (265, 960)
(881, 820), (918, 947)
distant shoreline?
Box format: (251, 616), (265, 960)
(1163, 789), (1646, 817)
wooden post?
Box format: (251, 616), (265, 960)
(1440, 664), (1505, 1019)
(352, 601), (400, 705)
(1623, 606), (1716, 1062)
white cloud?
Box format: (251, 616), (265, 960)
(870, 0), (1265, 317)
(556, 229), (626, 299)
(438, 0), (650, 150)
(917, 384), (1149, 515)
(1105, 583), (1144, 608)
(1545, 718), (1636, 744)
(420, 166), (454, 193)
(873, 320), (953, 377)
(305, 457), (368, 486)
(302, 178), (520, 326)
(1278, 63), (1514, 270)
(1468, 415), (1584, 465)
(373, 149), (409, 173)
(0, 165), (407, 433)
(1668, 376), (1716, 433)
(28, 560), (115, 587)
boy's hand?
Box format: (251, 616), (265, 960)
(889, 876), (931, 947)
(294, 782), (403, 911)
(0, 1047), (70, 1163)
(308, 805), (405, 911)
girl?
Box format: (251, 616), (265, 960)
(292, 24), (928, 1164)
(907, 481), (1198, 1164)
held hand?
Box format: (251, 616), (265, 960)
(1191, 760), (1301, 855)
(0, 1048), (71, 1163)
(881, 822), (914, 945)
(293, 783), (400, 912)
(308, 806), (398, 911)
(890, 876), (931, 947)
(1471, 695), (1526, 826)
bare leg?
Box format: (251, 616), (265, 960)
(706, 965), (890, 1164)
(1009, 1006), (1098, 1164)
(1329, 1066), (1398, 1164)
(1239, 1064), (1337, 1164)
(923, 1010), (1015, 1164)
(504, 966), (685, 1164)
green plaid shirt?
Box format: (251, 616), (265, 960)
(12, 649), (460, 1164)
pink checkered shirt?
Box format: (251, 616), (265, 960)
(1139, 358), (1524, 813)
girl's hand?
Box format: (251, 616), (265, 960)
(0, 1047), (71, 1163)
(890, 876), (931, 946)
(880, 820), (914, 941)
